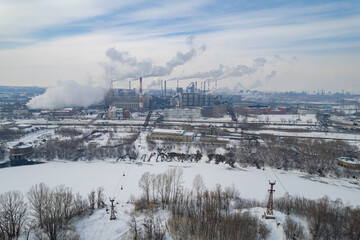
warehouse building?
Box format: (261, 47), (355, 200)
(150, 129), (193, 142)
(164, 108), (201, 120)
(10, 142), (33, 161)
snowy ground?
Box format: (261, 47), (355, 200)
(244, 129), (360, 141)
(0, 161), (358, 207)
(2, 160), (355, 239)
(74, 205), (297, 240)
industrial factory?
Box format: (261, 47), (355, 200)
(104, 77), (235, 120)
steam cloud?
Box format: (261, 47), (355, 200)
(102, 36), (205, 81)
(147, 79), (162, 89)
(265, 71), (277, 82)
(168, 57), (268, 83)
(27, 80), (105, 109)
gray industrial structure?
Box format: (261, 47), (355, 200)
(104, 78), (240, 121)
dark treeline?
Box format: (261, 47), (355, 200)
(32, 139), (138, 161)
(0, 142), (5, 160)
(275, 194), (360, 240)
(132, 170), (360, 240)
(0, 183), (104, 240)
(132, 170), (269, 240)
(31, 127), (359, 179)
(232, 136), (359, 178)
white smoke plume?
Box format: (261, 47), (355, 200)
(147, 79), (162, 89)
(265, 71), (277, 82)
(27, 80), (105, 109)
(248, 80), (263, 89)
(102, 36), (205, 81)
(168, 57), (267, 83)
(248, 70), (277, 89)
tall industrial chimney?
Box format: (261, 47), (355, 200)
(139, 77), (143, 112)
(129, 80), (131, 89)
(161, 80), (163, 95)
(195, 81), (197, 93)
(200, 82), (202, 93)
(164, 81), (167, 99)
(203, 81), (206, 93)
(215, 80), (217, 89)
(208, 81), (210, 91)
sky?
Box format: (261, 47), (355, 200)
(0, 0), (360, 93)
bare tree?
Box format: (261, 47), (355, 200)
(27, 183), (50, 229)
(139, 172), (153, 205)
(88, 190), (96, 211)
(0, 191), (28, 240)
(283, 216), (306, 240)
(193, 174), (205, 196)
(42, 185), (74, 240)
(96, 187), (105, 209)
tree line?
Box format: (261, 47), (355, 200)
(131, 169), (360, 240)
(131, 169), (269, 240)
(0, 183), (104, 240)
(275, 194), (360, 240)
(232, 136), (359, 178)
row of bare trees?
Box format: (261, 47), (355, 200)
(0, 183), (104, 240)
(133, 170), (269, 240)
(276, 194), (360, 240)
(0, 141), (5, 160)
(134, 169), (360, 240)
(232, 137), (359, 178)
(32, 139), (138, 161)
(137, 168), (184, 210)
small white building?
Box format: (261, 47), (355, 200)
(164, 108), (201, 120)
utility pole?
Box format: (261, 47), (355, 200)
(264, 181), (276, 219)
(109, 197), (116, 220)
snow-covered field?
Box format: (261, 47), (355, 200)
(0, 161), (359, 207)
(245, 129), (360, 141)
(2, 160), (357, 239)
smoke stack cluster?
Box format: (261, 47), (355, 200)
(139, 77), (143, 112)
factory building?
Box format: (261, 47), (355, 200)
(201, 105), (227, 118)
(0, 121), (15, 131)
(150, 129), (193, 142)
(51, 108), (75, 117)
(10, 142), (33, 161)
(164, 108), (201, 120)
(107, 106), (131, 119)
(105, 88), (151, 112)
(181, 93), (214, 107)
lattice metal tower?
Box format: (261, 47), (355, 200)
(109, 197), (116, 220)
(266, 181), (276, 218)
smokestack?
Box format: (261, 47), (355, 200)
(215, 80), (217, 89)
(195, 82), (197, 93)
(161, 80), (163, 95)
(164, 81), (167, 99)
(129, 80), (131, 90)
(139, 77), (143, 112)
(203, 81), (206, 93)
(208, 81), (210, 91)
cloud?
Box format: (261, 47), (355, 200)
(265, 70), (277, 82)
(147, 79), (162, 89)
(27, 80), (105, 109)
(101, 36), (204, 81)
(169, 57), (268, 83)
(248, 80), (263, 89)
